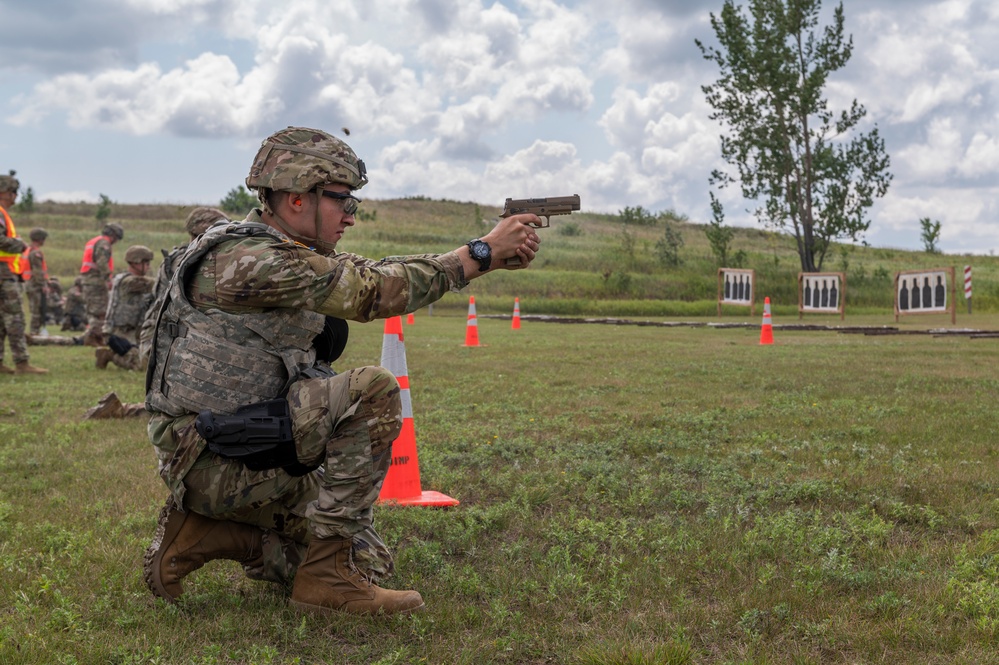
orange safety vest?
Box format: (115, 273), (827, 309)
(0, 205), (23, 276)
(80, 235), (113, 274)
(20, 245), (47, 282)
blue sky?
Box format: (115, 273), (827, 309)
(2, 0), (998, 254)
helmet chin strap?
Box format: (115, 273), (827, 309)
(265, 188), (338, 256)
(310, 184), (338, 256)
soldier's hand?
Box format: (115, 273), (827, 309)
(482, 214), (542, 270)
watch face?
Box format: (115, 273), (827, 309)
(470, 241), (490, 260)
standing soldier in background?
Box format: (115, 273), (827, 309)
(62, 276), (87, 331)
(0, 171), (47, 375)
(79, 222), (123, 346)
(22, 228), (50, 335)
(95, 245), (155, 371)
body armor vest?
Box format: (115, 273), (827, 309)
(145, 222), (326, 417)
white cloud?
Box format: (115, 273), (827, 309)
(5, 0), (999, 253)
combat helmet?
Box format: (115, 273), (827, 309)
(103, 223), (124, 241)
(184, 207), (227, 238)
(245, 127), (367, 193)
(125, 245), (154, 263)
(0, 170), (19, 194)
(29, 228), (48, 242)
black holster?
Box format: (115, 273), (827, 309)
(107, 334), (134, 356)
(195, 399), (318, 476)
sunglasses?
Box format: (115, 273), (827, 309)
(321, 190), (361, 216)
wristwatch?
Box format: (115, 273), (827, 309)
(466, 239), (492, 272)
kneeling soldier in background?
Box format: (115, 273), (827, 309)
(95, 245), (155, 371)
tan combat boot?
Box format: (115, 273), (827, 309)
(0, 362), (14, 374)
(83, 392), (125, 419)
(15, 361), (48, 374)
(144, 497), (264, 603)
(290, 537), (424, 616)
(95, 348), (113, 369)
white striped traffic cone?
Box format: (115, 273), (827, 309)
(511, 297), (521, 330)
(463, 296), (481, 347)
(760, 297), (774, 345)
(377, 316), (459, 507)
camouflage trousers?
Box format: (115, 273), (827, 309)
(163, 365), (403, 582)
(25, 285), (46, 335)
(0, 279), (29, 365)
(81, 280), (109, 333)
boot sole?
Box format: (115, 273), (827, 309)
(289, 598), (426, 616)
(143, 496), (188, 603)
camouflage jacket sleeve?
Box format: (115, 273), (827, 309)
(103, 273), (126, 334)
(188, 232), (469, 322)
(28, 249), (47, 286)
(0, 231), (25, 256)
(92, 238), (114, 280)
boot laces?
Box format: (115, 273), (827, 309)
(345, 546), (375, 587)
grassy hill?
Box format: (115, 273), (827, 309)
(15, 198), (999, 318)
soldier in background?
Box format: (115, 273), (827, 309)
(138, 206), (226, 363)
(62, 276), (87, 331)
(79, 222), (123, 346)
(0, 170), (47, 374)
(22, 228), (50, 335)
(95, 245), (155, 371)
(155, 207), (227, 302)
(45, 276), (65, 327)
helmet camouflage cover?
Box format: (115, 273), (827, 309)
(0, 170), (19, 194)
(125, 245), (154, 263)
(103, 222), (124, 240)
(29, 228), (48, 242)
(245, 127), (368, 194)
(185, 206), (227, 237)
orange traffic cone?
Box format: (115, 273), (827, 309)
(760, 297), (774, 345)
(406, 312), (415, 325)
(463, 296), (481, 347)
(377, 316), (459, 507)
(511, 297), (521, 330)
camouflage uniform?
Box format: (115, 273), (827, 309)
(146, 213), (467, 580)
(0, 172), (30, 369)
(45, 277), (64, 326)
(23, 229), (48, 335)
(80, 224), (122, 339)
(139, 207), (227, 363)
(0, 250), (28, 367)
(61, 277), (87, 331)
(102, 264), (155, 371)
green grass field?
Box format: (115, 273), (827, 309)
(3, 312), (999, 664)
(2, 201), (999, 663)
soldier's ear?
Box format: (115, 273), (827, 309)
(279, 191), (306, 215)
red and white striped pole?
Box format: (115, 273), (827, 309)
(964, 265), (972, 314)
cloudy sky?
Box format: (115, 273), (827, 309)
(2, 0), (997, 253)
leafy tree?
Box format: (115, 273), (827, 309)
(655, 220), (685, 267)
(15, 186), (35, 214)
(619, 206), (659, 226)
(219, 185), (258, 216)
(95, 194), (112, 223)
(696, 0), (892, 272)
(704, 192), (735, 267)
(919, 217), (942, 254)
